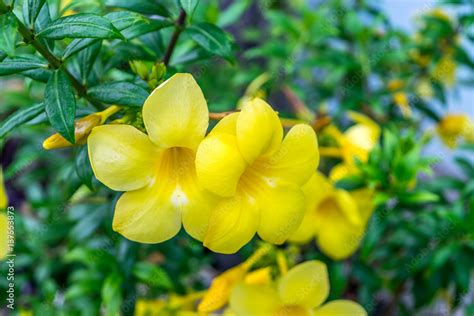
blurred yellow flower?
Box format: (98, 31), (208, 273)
(0, 167), (7, 209)
(0, 213), (8, 260)
(393, 91), (412, 117)
(416, 79), (434, 100)
(88, 74), (216, 244)
(198, 244), (272, 312)
(437, 114), (474, 148)
(432, 53), (457, 87)
(387, 79), (404, 91)
(229, 260), (367, 316)
(290, 172), (375, 260)
(43, 105), (120, 150)
(196, 98), (319, 253)
(320, 111), (380, 182)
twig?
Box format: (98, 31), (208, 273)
(162, 10), (187, 66)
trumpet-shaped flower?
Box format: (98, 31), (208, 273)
(437, 114), (474, 148)
(229, 260), (367, 316)
(88, 73), (216, 243)
(290, 172), (375, 260)
(195, 98), (319, 253)
(320, 111), (380, 182)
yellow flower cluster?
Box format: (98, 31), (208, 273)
(88, 73), (320, 254)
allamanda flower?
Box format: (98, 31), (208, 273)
(195, 98), (319, 253)
(436, 114), (474, 148)
(290, 172), (374, 260)
(320, 111), (380, 182)
(229, 260), (367, 316)
(88, 73), (216, 243)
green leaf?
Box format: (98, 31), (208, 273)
(37, 13), (124, 40)
(180, 0), (199, 18)
(89, 82), (148, 107)
(0, 103), (45, 139)
(75, 146), (94, 189)
(0, 13), (17, 56)
(0, 55), (48, 76)
(398, 190), (439, 204)
(105, 11), (173, 39)
(105, 0), (170, 17)
(0, 51), (6, 62)
(132, 262), (173, 289)
(78, 41), (102, 82)
(186, 22), (235, 62)
(218, 0), (251, 27)
(44, 70), (76, 143)
(23, 0), (46, 27)
(102, 273), (123, 316)
(62, 38), (99, 60)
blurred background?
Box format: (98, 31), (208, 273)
(0, 0), (473, 315)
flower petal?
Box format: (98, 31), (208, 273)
(143, 73), (208, 149)
(230, 283), (281, 316)
(0, 213), (8, 260)
(255, 179), (305, 244)
(0, 168), (8, 209)
(113, 147), (213, 243)
(113, 183), (182, 243)
(88, 125), (158, 191)
(236, 98), (283, 164)
(278, 260), (329, 309)
(316, 193), (364, 260)
(204, 193), (259, 254)
(290, 173), (333, 243)
(210, 112), (239, 135)
(196, 133), (247, 197)
(266, 124), (319, 185)
(313, 300), (367, 316)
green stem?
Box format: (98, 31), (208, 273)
(162, 10), (187, 66)
(12, 13), (103, 110)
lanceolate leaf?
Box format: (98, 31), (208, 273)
(105, 0), (170, 17)
(62, 38), (99, 60)
(0, 13), (18, 56)
(45, 71), (76, 143)
(89, 82), (149, 107)
(0, 55), (48, 76)
(23, 0), (46, 27)
(78, 41), (102, 82)
(186, 22), (235, 62)
(37, 13), (124, 40)
(105, 11), (172, 39)
(0, 103), (45, 139)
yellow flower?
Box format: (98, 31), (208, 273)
(415, 79), (434, 100)
(437, 114), (474, 148)
(43, 105), (120, 150)
(290, 173), (375, 260)
(195, 98), (319, 253)
(392, 92), (411, 117)
(198, 244), (272, 312)
(237, 73), (271, 109)
(0, 212), (8, 260)
(320, 112), (380, 182)
(88, 73), (216, 244)
(0, 167), (7, 209)
(229, 260), (367, 316)
(387, 79), (404, 91)
(432, 54), (456, 87)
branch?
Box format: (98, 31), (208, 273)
(162, 10), (187, 66)
(12, 14), (103, 110)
